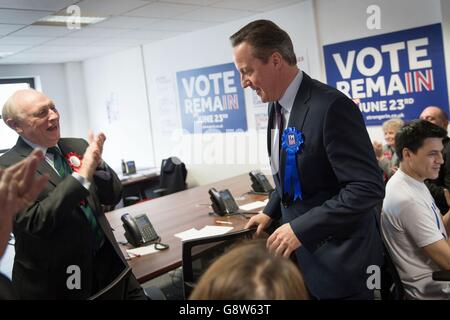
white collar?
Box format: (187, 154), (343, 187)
(278, 70), (303, 113)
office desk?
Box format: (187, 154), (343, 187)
(106, 173), (269, 283)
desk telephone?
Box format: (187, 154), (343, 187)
(249, 170), (274, 193)
(121, 213), (160, 247)
(208, 188), (240, 216)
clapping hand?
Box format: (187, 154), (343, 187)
(79, 130), (106, 181)
(0, 149), (48, 220)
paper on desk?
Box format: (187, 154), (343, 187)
(239, 199), (268, 211)
(174, 226), (233, 241)
(126, 244), (158, 257)
(174, 228), (200, 241)
(197, 226), (233, 238)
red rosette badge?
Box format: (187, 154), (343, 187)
(65, 152), (83, 173)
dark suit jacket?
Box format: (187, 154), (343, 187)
(0, 137), (144, 300)
(264, 73), (385, 299)
(0, 273), (16, 300)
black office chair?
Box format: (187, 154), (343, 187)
(88, 267), (132, 300)
(379, 244), (405, 300)
(373, 202), (405, 300)
(152, 157), (187, 197)
(432, 270), (450, 281)
(181, 228), (256, 299)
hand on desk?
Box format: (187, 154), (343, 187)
(245, 212), (272, 236)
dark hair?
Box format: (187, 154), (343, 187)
(395, 119), (447, 161)
(189, 239), (309, 300)
(229, 20), (297, 65)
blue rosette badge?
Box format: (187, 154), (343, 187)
(281, 127), (304, 201)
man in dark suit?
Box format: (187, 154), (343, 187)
(0, 89), (146, 299)
(231, 20), (385, 299)
(0, 149), (48, 299)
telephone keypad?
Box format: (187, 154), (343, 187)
(142, 224), (157, 242)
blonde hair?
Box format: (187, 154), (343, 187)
(382, 118), (404, 133)
(189, 239), (309, 300)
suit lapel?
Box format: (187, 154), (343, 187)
(267, 102), (275, 157)
(279, 72), (312, 195)
(14, 137), (62, 186)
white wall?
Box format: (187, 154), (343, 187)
(143, 1), (321, 186)
(64, 62), (89, 139)
(0, 64), (72, 146)
(82, 47), (155, 173)
(314, 0), (444, 143)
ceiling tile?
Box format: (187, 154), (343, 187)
(43, 37), (100, 46)
(0, 24), (26, 36)
(212, 0), (285, 11)
(157, 0), (221, 5)
(258, 0), (303, 11)
(8, 25), (76, 37)
(25, 45), (83, 53)
(125, 2), (200, 19)
(145, 19), (215, 32)
(75, 0), (152, 17)
(93, 37), (148, 46)
(0, 0), (79, 11)
(66, 26), (128, 38)
(93, 16), (160, 29)
(121, 28), (181, 40)
(177, 7), (256, 22)
(0, 9), (52, 24)
(0, 44), (31, 54)
(0, 36), (52, 46)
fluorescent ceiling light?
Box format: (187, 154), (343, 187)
(38, 15), (106, 24)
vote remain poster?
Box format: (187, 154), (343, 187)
(323, 23), (449, 126)
(176, 62), (247, 133)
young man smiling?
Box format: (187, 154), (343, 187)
(381, 119), (450, 299)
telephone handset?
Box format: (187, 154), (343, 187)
(208, 188), (240, 216)
(121, 213), (159, 247)
(249, 170), (274, 193)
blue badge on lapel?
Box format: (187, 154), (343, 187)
(281, 127), (304, 201)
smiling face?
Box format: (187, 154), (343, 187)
(384, 127), (397, 147)
(404, 137), (444, 181)
(11, 90), (60, 147)
(233, 42), (281, 103)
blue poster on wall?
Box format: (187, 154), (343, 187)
(176, 62), (247, 133)
(323, 23), (449, 126)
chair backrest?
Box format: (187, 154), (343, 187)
(88, 266), (132, 300)
(159, 157), (187, 196)
(374, 202), (405, 300)
(181, 228), (256, 299)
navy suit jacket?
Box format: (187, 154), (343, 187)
(264, 72), (385, 299)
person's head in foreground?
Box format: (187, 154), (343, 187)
(189, 239), (309, 300)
